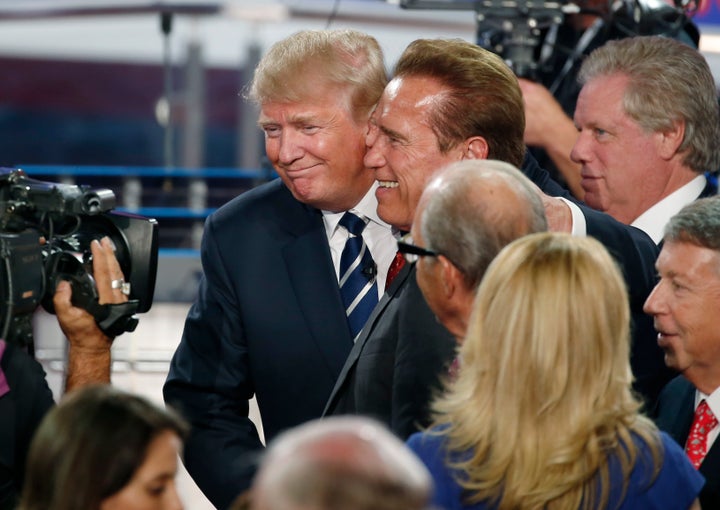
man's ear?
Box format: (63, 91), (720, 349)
(657, 119), (685, 160)
(439, 255), (464, 298)
(463, 136), (490, 160)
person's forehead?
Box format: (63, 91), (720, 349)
(261, 83), (354, 113)
(381, 76), (447, 111)
(659, 240), (720, 275)
(259, 95), (352, 123)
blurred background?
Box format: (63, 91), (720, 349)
(7, 0), (720, 507)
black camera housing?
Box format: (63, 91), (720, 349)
(0, 168), (158, 347)
(400, 0), (696, 79)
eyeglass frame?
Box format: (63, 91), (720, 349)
(396, 239), (440, 264)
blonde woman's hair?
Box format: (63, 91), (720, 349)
(247, 29), (387, 123)
(432, 232), (662, 509)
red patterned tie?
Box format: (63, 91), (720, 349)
(385, 251), (406, 290)
(685, 399), (718, 469)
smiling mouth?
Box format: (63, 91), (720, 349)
(378, 180), (398, 188)
(656, 330), (677, 346)
(283, 162), (320, 174)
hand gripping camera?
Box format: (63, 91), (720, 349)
(0, 168), (158, 348)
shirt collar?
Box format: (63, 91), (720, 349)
(696, 386), (720, 421)
(631, 175), (707, 244)
(322, 182), (389, 238)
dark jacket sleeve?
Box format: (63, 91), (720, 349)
(391, 269), (456, 439)
(0, 343), (54, 510)
(522, 151), (669, 406)
(164, 181), (352, 510)
(164, 214), (263, 510)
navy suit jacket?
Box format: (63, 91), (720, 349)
(164, 180), (355, 509)
(654, 376), (719, 509)
(525, 153), (670, 405)
(324, 153), (664, 436)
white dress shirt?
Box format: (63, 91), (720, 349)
(322, 182), (396, 299)
(632, 175), (707, 244)
(693, 386), (720, 453)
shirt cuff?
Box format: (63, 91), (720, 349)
(559, 198), (587, 237)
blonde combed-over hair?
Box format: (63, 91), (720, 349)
(247, 29), (387, 123)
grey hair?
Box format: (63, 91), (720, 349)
(419, 159), (548, 290)
(578, 35), (720, 174)
(251, 416), (431, 510)
(664, 196), (720, 252)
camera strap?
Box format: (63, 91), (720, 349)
(86, 300), (140, 338)
(549, 18), (605, 94)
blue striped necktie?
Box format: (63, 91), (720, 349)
(338, 211), (378, 340)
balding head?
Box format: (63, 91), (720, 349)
(410, 159), (547, 340)
(418, 159), (547, 290)
(249, 417), (431, 510)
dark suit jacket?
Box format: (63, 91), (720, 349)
(654, 376), (719, 509)
(325, 152), (663, 435)
(636, 176), (717, 403)
(0, 342), (54, 510)
(163, 180), (355, 509)
(525, 153), (670, 405)
(323, 263), (456, 438)
(700, 175), (718, 199)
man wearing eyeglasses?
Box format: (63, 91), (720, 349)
(323, 38), (663, 438)
(409, 159), (548, 342)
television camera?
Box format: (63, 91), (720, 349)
(0, 168), (158, 349)
(399, 0), (697, 79)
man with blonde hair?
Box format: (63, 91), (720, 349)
(164, 30), (396, 508)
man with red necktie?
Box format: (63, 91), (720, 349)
(324, 38), (662, 438)
(650, 196), (720, 509)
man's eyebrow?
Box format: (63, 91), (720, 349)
(258, 114), (320, 127)
(379, 124), (408, 143)
(287, 114), (320, 125)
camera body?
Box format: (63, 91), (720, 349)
(401, 0), (574, 78)
(0, 168), (158, 347)
(400, 0), (695, 78)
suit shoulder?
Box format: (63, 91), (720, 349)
(653, 375), (693, 423)
(209, 179), (316, 229)
(658, 375), (693, 402)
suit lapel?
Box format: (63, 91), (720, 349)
(699, 176), (718, 199)
(701, 436), (720, 475)
(281, 209), (353, 377)
(322, 262), (414, 416)
(666, 379), (696, 446)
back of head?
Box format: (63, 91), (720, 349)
(19, 385), (188, 510)
(465, 233), (633, 414)
(247, 29), (387, 122)
(434, 233), (655, 508)
(250, 416), (431, 510)
(393, 39), (526, 167)
(664, 195), (720, 250)
(579, 35), (720, 173)
(419, 159), (547, 290)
